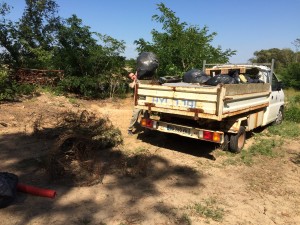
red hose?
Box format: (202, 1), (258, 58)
(17, 183), (56, 199)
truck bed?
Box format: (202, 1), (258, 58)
(135, 82), (271, 121)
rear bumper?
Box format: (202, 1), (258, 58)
(140, 118), (224, 144)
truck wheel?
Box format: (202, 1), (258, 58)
(272, 107), (284, 125)
(229, 126), (246, 153)
(220, 133), (229, 151)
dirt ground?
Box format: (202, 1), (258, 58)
(0, 92), (300, 225)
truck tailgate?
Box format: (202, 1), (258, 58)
(135, 83), (270, 121)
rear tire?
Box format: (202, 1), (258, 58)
(229, 126), (246, 153)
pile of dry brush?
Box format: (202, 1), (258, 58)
(34, 110), (123, 186)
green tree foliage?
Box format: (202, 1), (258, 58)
(54, 15), (126, 77)
(280, 63), (300, 89)
(0, 66), (14, 100)
(250, 48), (298, 71)
(53, 15), (97, 76)
(134, 3), (236, 76)
(53, 15), (127, 98)
(0, 2), (22, 66)
(0, 1), (128, 98)
(0, 0), (60, 68)
(250, 39), (300, 89)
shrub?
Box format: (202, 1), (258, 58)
(284, 94), (300, 123)
(57, 76), (105, 98)
(58, 75), (129, 99)
(14, 83), (37, 95)
(0, 67), (14, 101)
(283, 105), (300, 123)
(281, 63), (300, 89)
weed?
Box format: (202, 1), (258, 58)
(191, 198), (224, 222)
(68, 97), (78, 105)
(268, 121), (300, 138)
(37, 85), (63, 96)
(250, 138), (281, 156)
(177, 213), (192, 225)
(133, 147), (148, 154)
(291, 153), (300, 165)
(222, 157), (240, 166)
(284, 89), (300, 122)
(285, 104), (300, 123)
(241, 138), (283, 165)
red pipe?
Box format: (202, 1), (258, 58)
(17, 183), (56, 199)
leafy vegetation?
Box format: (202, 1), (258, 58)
(0, 66), (14, 100)
(280, 63), (300, 90)
(250, 46), (300, 89)
(0, 0), (128, 98)
(0, 66), (37, 101)
(241, 138), (283, 165)
(268, 121), (300, 137)
(284, 92), (300, 122)
(1, 1), (299, 99)
(190, 198), (224, 222)
(240, 89), (300, 165)
(134, 3), (236, 76)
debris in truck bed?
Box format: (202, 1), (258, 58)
(183, 69), (210, 84)
(137, 52), (159, 79)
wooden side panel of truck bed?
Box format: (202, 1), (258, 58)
(135, 83), (271, 121)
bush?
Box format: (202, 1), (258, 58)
(281, 63), (300, 89)
(57, 76), (106, 98)
(0, 67), (14, 101)
(58, 74), (129, 99)
(14, 83), (37, 95)
(284, 93), (300, 123)
(285, 105), (300, 123)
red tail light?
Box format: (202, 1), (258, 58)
(146, 119), (153, 127)
(203, 131), (213, 140)
(141, 118), (156, 128)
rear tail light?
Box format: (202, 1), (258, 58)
(141, 118), (147, 127)
(213, 132), (221, 142)
(202, 130), (222, 143)
(203, 131), (213, 140)
(140, 118), (157, 129)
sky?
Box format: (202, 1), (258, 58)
(4, 0), (300, 63)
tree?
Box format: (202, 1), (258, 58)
(54, 15), (126, 77)
(0, 0), (60, 68)
(0, 2), (22, 66)
(292, 38), (300, 63)
(280, 62), (300, 89)
(251, 39), (300, 89)
(134, 3), (236, 76)
(250, 48), (296, 71)
(53, 15), (97, 76)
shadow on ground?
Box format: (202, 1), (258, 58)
(137, 130), (218, 160)
(0, 126), (205, 225)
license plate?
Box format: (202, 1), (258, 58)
(166, 124), (191, 135)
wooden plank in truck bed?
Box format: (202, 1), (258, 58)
(224, 83), (270, 95)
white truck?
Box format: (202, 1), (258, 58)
(134, 60), (284, 152)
